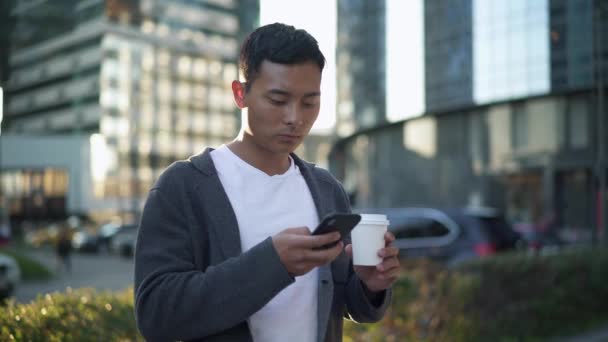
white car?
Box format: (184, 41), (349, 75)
(0, 254), (21, 300)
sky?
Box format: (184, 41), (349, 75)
(260, 0), (337, 134)
(386, 0), (425, 122)
(260, 0), (425, 133)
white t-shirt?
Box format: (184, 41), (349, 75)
(210, 145), (320, 342)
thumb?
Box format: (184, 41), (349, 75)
(345, 244), (353, 258)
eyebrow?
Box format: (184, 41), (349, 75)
(267, 89), (321, 98)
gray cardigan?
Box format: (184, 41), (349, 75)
(134, 148), (391, 341)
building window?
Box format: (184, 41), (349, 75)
(512, 103), (528, 151)
(178, 56), (192, 76)
(569, 97), (589, 149)
(209, 60), (223, 78)
(193, 58), (208, 79)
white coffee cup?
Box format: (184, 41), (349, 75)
(350, 214), (390, 266)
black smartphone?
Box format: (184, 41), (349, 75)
(312, 213), (361, 249)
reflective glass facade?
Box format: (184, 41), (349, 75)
(98, 32), (239, 198)
(424, 0), (473, 112)
(550, 0), (595, 91)
(424, 0), (606, 111)
(5, 0), (258, 210)
(473, 0), (550, 103)
(332, 0), (607, 242)
(336, 0), (386, 136)
(0, 169), (69, 220)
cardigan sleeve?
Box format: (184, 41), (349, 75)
(134, 188), (294, 341)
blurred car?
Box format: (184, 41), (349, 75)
(72, 222), (137, 254)
(356, 207), (523, 266)
(96, 223), (122, 252)
(0, 254), (20, 300)
(71, 228), (100, 253)
(25, 223), (60, 248)
(110, 225), (138, 257)
(512, 221), (564, 253)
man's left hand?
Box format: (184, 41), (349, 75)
(345, 231), (401, 293)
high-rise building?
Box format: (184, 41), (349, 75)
(336, 0), (386, 136)
(424, 0), (473, 112)
(1, 0), (258, 221)
(331, 0), (607, 242)
(550, 0), (595, 91)
(0, 0), (16, 85)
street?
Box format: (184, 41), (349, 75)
(14, 249), (134, 303)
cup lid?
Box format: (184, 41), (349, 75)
(359, 213), (390, 225)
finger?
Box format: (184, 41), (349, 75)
(379, 267), (401, 281)
(283, 226), (313, 235)
(344, 244), (353, 258)
(302, 241), (344, 264)
(384, 231), (396, 244)
(298, 231), (341, 249)
(376, 257), (400, 272)
(378, 247), (399, 258)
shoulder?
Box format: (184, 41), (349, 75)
(309, 165), (341, 186)
(292, 153), (344, 188)
(142, 160), (205, 214)
(307, 165), (351, 211)
(152, 148), (215, 190)
(151, 160), (199, 193)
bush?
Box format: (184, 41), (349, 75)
(2, 249), (607, 341)
(0, 288), (142, 341)
(0, 248), (53, 281)
(345, 247), (608, 341)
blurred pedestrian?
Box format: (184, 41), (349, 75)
(55, 225), (72, 273)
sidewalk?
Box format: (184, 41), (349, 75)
(14, 248), (134, 303)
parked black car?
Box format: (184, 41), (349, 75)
(110, 225), (138, 257)
(356, 207), (523, 266)
(71, 228), (100, 253)
(72, 223), (137, 253)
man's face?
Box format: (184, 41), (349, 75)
(234, 60), (321, 155)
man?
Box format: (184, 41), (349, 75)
(134, 23), (400, 342)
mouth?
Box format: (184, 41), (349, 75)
(276, 133), (302, 143)
(277, 133), (302, 139)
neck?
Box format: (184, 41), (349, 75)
(227, 138), (292, 176)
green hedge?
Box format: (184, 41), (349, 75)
(2, 248), (607, 341)
(0, 288), (142, 341)
(344, 247), (608, 341)
(0, 248), (53, 281)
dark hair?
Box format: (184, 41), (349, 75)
(239, 23), (326, 91)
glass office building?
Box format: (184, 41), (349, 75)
(425, 0), (607, 111)
(550, 0), (596, 91)
(3, 0), (258, 220)
(472, 0), (550, 104)
(424, 0), (474, 112)
(336, 0), (386, 136)
(332, 0), (607, 240)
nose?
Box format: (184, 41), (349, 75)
(283, 104), (304, 126)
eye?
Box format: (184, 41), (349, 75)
(302, 102), (317, 108)
(268, 98), (286, 106)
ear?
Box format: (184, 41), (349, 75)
(232, 80), (247, 109)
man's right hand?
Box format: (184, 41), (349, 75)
(272, 227), (344, 277)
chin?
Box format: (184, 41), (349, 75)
(274, 143), (301, 154)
